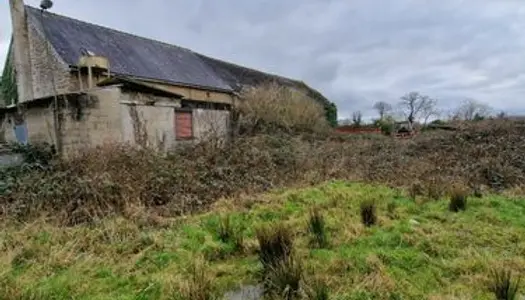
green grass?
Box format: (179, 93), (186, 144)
(1, 181), (524, 299)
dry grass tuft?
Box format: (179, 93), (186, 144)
(256, 223), (294, 275)
(264, 255), (304, 300)
(174, 258), (218, 300)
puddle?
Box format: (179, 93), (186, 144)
(223, 284), (263, 300)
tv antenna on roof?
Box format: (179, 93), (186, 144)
(40, 0), (53, 10)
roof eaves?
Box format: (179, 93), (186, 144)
(96, 76), (185, 98)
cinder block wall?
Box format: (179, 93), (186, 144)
(60, 87), (123, 154)
(1, 87), (123, 154)
(2, 89), (231, 155)
(120, 91), (180, 151)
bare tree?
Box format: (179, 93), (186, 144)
(399, 92), (437, 128)
(352, 111), (363, 127)
(422, 100), (440, 125)
(454, 98), (492, 121)
(373, 101), (392, 120)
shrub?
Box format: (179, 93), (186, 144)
(488, 268), (521, 300)
(449, 187), (468, 212)
(360, 200), (377, 227)
(9, 142), (56, 167)
(307, 208), (328, 248)
(4, 115), (525, 226)
(234, 83), (330, 136)
(256, 223), (294, 274)
(264, 255), (303, 300)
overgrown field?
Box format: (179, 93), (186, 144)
(1, 85), (525, 299)
(2, 119), (525, 226)
(1, 181), (524, 299)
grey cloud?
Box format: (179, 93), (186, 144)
(1, 0), (525, 118)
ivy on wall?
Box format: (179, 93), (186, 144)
(325, 102), (338, 128)
(1, 39), (18, 107)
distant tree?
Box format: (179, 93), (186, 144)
(352, 111), (363, 127)
(454, 98), (492, 121)
(373, 101), (392, 120)
(497, 111), (507, 119)
(399, 92), (438, 128)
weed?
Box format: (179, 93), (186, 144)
(360, 200), (377, 227)
(217, 215), (233, 243)
(256, 223), (294, 274)
(213, 215), (245, 254)
(264, 255), (303, 300)
(488, 268), (521, 300)
(307, 207), (328, 248)
(449, 187), (468, 212)
(386, 201), (397, 219)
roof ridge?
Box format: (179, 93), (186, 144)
(196, 52), (297, 84)
(25, 5), (194, 54)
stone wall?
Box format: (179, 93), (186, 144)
(60, 87), (123, 154)
(27, 20), (76, 100)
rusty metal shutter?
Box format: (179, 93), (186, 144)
(175, 110), (193, 139)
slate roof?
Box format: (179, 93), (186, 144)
(24, 5), (330, 105)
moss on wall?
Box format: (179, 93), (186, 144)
(1, 39), (18, 106)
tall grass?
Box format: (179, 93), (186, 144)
(173, 259), (217, 300)
(360, 200), (377, 227)
(307, 207), (328, 248)
(449, 186), (468, 212)
(264, 256), (304, 300)
(488, 269), (521, 300)
(256, 223), (294, 273)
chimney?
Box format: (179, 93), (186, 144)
(9, 0), (34, 103)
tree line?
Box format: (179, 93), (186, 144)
(341, 92), (505, 129)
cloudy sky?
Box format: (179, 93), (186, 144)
(1, 0), (524, 119)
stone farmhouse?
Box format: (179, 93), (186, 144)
(0, 0), (334, 155)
